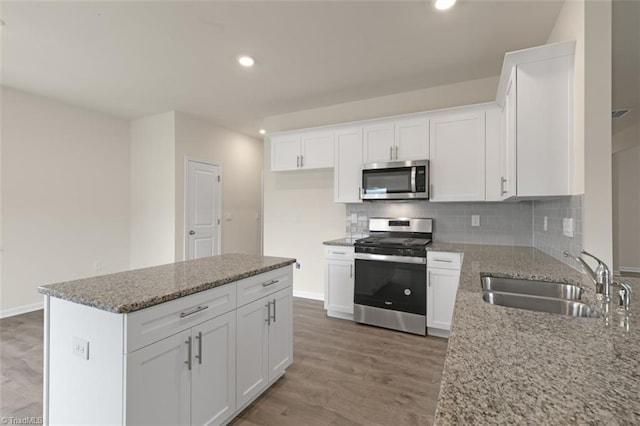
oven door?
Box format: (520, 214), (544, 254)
(354, 253), (426, 315)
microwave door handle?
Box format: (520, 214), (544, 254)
(411, 167), (417, 193)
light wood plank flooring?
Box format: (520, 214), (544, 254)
(0, 298), (448, 425)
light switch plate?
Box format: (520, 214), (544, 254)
(563, 218), (574, 238)
(471, 215), (480, 227)
(73, 336), (89, 360)
(350, 213), (358, 224)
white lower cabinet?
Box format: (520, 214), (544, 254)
(427, 252), (462, 335)
(126, 311), (236, 426)
(44, 265), (293, 426)
(323, 245), (355, 320)
(236, 286), (293, 410)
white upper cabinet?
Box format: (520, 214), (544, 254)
(271, 131), (334, 171)
(334, 127), (363, 203)
(495, 41), (575, 198)
(395, 117), (430, 161)
(429, 107), (486, 202)
(484, 106), (503, 201)
(363, 117), (429, 163)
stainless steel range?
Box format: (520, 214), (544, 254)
(353, 217), (433, 335)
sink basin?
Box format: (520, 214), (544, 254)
(481, 276), (583, 301)
(482, 291), (598, 318)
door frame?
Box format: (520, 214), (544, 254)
(184, 157), (222, 260)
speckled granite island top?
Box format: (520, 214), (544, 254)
(433, 243), (639, 425)
(38, 254), (296, 314)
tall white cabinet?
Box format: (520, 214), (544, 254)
(495, 41), (575, 198)
(334, 127), (363, 203)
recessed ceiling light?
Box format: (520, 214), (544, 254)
(434, 0), (456, 11)
(259, 129), (266, 135)
(237, 55), (255, 67)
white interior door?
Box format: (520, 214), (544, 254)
(186, 160), (221, 260)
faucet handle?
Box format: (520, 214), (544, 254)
(613, 281), (632, 312)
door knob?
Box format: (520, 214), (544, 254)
(189, 230), (195, 235)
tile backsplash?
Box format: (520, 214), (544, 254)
(532, 195), (584, 266)
(345, 195), (584, 265)
(346, 201), (534, 246)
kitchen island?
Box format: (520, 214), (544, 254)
(39, 253), (296, 426)
(432, 244), (639, 424)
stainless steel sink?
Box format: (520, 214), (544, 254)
(481, 276), (583, 301)
(482, 291), (598, 318)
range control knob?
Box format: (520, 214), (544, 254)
(404, 289), (412, 296)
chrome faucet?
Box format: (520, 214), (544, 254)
(614, 281), (632, 313)
(563, 250), (612, 300)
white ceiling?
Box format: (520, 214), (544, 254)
(1, 1), (565, 138)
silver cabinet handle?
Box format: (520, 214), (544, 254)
(271, 299), (277, 323)
(500, 177), (507, 196)
(433, 258), (453, 263)
(395, 145), (399, 160)
(180, 305), (209, 318)
(350, 264), (353, 278)
(358, 187), (361, 200)
(195, 331), (202, 365)
(301, 155), (304, 167)
(262, 279), (279, 287)
(265, 302), (271, 325)
(296, 155), (300, 168)
(189, 230), (195, 235)
(389, 146), (393, 160)
(185, 336), (192, 370)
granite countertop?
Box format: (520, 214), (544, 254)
(434, 243), (639, 425)
(323, 238), (358, 246)
(38, 253), (296, 314)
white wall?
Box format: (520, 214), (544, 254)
(612, 144), (640, 272)
(262, 77), (499, 297)
(547, 0), (613, 266)
(174, 112), (263, 258)
(130, 112), (176, 269)
(1, 87), (131, 315)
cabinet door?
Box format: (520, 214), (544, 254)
(395, 117), (429, 161)
(126, 330), (191, 426)
(502, 66), (517, 199)
(236, 297), (269, 409)
(334, 127), (363, 203)
(516, 56), (571, 196)
(427, 268), (460, 331)
(429, 110), (486, 201)
(484, 107), (503, 201)
(271, 135), (301, 171)
(191, 311), (236, 426)
(301, 131), (334, 169)
(268, 287), (293, 382)
(325, 259), (354, 314)
(363, 123), (394, 163)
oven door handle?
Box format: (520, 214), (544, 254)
(354, 253), (426, 265)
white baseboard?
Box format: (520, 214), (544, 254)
(619, 266), (640, 274)
(292, 290), (324, 301)
(0, 302), (44, 319)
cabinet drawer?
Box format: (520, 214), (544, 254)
(324, 245), (355, 261)
(427, 251), (462, 270)
(236, 266), (293, 308)
(125, 283), (236, 353)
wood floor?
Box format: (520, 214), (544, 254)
(0, 299), (448, 425)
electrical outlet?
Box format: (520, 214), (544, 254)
(543, 216), (548, 231)
(295, 262), (301, 269)
(471, 215), (480, 227)
(563, 218), (574, 238)
(73, 337), (90, 360)
(94, 260), (102, 271)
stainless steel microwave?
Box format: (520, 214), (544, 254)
(361, 160), (429, 200)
